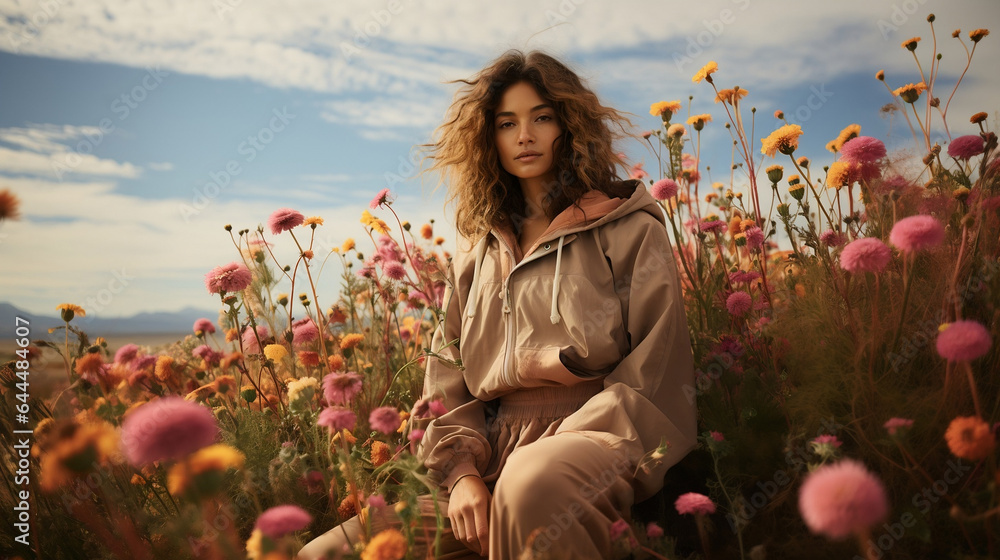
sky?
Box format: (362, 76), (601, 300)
(0, 0), (997, 319)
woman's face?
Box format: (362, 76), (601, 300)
(493, 81), (562, 187)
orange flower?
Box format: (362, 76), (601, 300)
(893, 82), (927, 104)
(0, 188), (20, 221)
(828, 124), (861, 153)
(154, 355), (176, 382)
(900, 36), (920, 50)
(56, 303), (85, 322)
(328, 354), (345, 371)
(971, 112), (988, 124)
(692, 61), (718, 83)
(341, 238), (356, 253)
(361, 529), (406, 560)
(760, 124), (803, 157)
(303, 216), (324, 227)
(945, 416), (995, 461)
(225, 328), (239, 343)
(686, 114), (712, 130)
(826, 161), (859, 189)
(340, 333), (365, 350)
(370, 441), (391, 467)
(649, 100), (682, 117)
(969, 28), (989, 43)
(74, 353), (104, 379)
(715, 87), (748, 104)
(419, 223), (433, 239)
(213, 375), (237, 395)
(167, 444), (245, 496)
(39, 418), (119, 492)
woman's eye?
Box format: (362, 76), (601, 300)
(498, 121), (514, 129)
(537, 114), (553, 122)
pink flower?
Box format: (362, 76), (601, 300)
(726, 291), (753, 317)
(428, 400), (448, 417)
(646, 522), (664, 539)
(700, 218), (727, 233)
(369, 406), (401, 434)
(839, 238), (891, 274)
(609, 519), (630, 541)
(729, 269), (761, 284)
(193, 318), (216, 335)
(241, 325), (269, 354)
(744, 226), (765, 250)
(383, 261), (406, 281)
(651, 178), (679, 200)
(255, 505), (312, 539)
(291, 318), (320, 345)
(889, 215), (945, 253)
(675, 492), (716, 515)
(408, 428), (425, 442)
(710, 431), (725, 442)
(193, 344), (222, 366)
(317, 406), (356, 432)
(812, 434), (842, 447)
(205, 262), (253, 294)
(120, 396), (220, 466)
(114, 343), (140, 365)
(268, 208), (305, 235)
(369, 188), (395, 209)
(819, 229), (846, 247)
(936, 320), (992, 362)
(368, 495), (387, 508)
(322, 371), (363, 405)
(883, 418), (914, 436)
(839, 136), (886, 166)
(798, 459), (888, 540)
(947, 135), (985, 160)
(629, 162), (648, 180)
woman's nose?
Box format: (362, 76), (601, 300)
(517, 124), (533, 144)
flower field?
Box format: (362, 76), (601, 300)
(1, 16), (997, 560)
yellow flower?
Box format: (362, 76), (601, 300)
(361, 528), (407, 560)
(714, 87), (748, 105)
(796, 156), (810, 168)
(39, 418), (119, 492)
(287, 377), (319, 408)
(360, 210), (375, 227)
(167, 444), (246, 495)
(828, 124), (861, 153)
(649, 100), (682, 117)
(893, 82), (927, 104)
(371, 218), (390, 235)
(371, 441), (391, 467)
(340, 333), (365, 350)
(969, 28), (989, 43)
(263, 344), (288, 362)
(686, 114), (712, 131)
(246, 529), (264, 560)
(212, 375), (237, 395)
(303, 216), (324, 226)
(56, 303), (85, 322)
(692, 61), (718, 83)
(666, 123), (687, 138)
(826, 161), (858, 189)
(760, 124), (803, 157)
(766, 164), (783, 183)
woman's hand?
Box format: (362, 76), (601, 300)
(447, 475), (492, 555)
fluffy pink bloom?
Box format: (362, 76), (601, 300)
(322, 371), (363, 405)
(812, 434), (842, 447)
(839, 238), (891, 274)
(120, 396), (220, 466)
(609, 519), (630, 541)
(700, 218), (727, 233)
(369, 188), (395, 209)
(193, 344), (222, 366)
(317, 406), (356, 432)
(407, 428), (425, 442)
(710, 431), (725, 442)
(651, 178), (679, 200)
(205, 262), (253, 294)
(114, 343), (140, 365)
(675, 492), (716, 515)
(820, 229), (846, 247)
(369, 406), (402, 434)
(193, 318), (216, 335)
(889, 215), (945, 253)
(241, 325), (270, 354)
(428, 400), (448, 417)
(291, 318), (320, 345)
(883, 418), (914, 436)
(646, 522), (664, 539)
(729, 269), (761, 284)
(839, 136), (887, 165)
(726, 291), (753, 317)
(744, 226), (765, 250)
(629, 162), (648, 180)
(798, 459), (888, 540)
(255, 505), (313, 539)
(936, 320), (992, 361)
(947, 135), (985, 160)
(368, 495), (387, 508)
(383, 261), (406, 281)
(268, 208), (305, 235)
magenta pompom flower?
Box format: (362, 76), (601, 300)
(193, 318), (216, 335)
(241, 324), (269, 355)
(120, 396), (220, 466)
(609, 519), (630, 541)
(947, 135), (985, 160)
(205, 262), (253, 294)
(675, 492), (716, 516)
(114, 343), (140, 365)
(743, 226), (765, 250)
(369, 406), (402, 434)
(370, 188), (395, 209)
(839, 136), (887, 166)
(889, 215), (945, 253)
(383, 261), (407, 281)
(268, 208), (305, 235)
(646, 522), (664, 539)
(323, 371), (363, 405)
(883, 418), (914, 436)
(936, 320), (992, 362)
(254, 505), (313, 539)
(651, 178), (679, 200)
(798, 459), (888, 540)
(819, 229), (846, 247)
(317, 406), (357, 432)
(291, 318), (319, 345)
(839, 238), (891, 274)
(726, 291), (753, 317)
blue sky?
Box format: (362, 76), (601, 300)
(1, 0), (997, 318)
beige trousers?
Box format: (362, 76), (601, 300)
(297, 432), (634, 560)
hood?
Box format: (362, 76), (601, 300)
(465, 180), (666, 325)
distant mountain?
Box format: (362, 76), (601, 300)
(0, 302), (219, 338)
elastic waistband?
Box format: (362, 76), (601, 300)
(496, 379), (604, 419)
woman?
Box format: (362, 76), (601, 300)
(299, 50), (696, 560)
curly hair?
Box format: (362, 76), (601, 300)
(423, 50), (636, 244)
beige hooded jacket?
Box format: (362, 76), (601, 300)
(417, 179), (697, 502)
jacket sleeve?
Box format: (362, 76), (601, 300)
(415, 254), (492, 492)
(556, 211), (697, 502)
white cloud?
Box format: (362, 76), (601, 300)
(0, 124), (143, 178)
